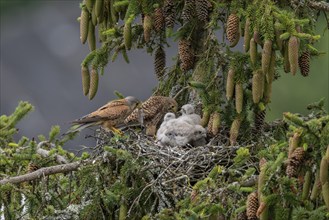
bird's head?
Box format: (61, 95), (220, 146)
(163, 112), (176, 122)
(180, 104), (194, 115)
(193, 125), (207, 138)
(166, 98), (178, 112)
(125, 96), (141, 109)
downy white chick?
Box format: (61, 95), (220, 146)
(166, 117), (195, 146)
(179, 104), (201, 125)
(156, 113), (176, 146)
(189, 125), (207, 146)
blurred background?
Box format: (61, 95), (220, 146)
(1, 1), (328, 151)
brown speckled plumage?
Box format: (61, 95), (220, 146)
(124, 96), (178, 135)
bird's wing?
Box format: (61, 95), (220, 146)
(72, 99), (129, 124)
(125, 96), (164, 123)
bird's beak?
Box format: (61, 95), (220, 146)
(137, 102), (142, 108)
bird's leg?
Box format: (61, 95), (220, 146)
(109, 126), (124, 136)
(146, 125), (157, 136)
(138, 108), (145, 127)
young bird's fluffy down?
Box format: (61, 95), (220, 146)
(189, 125), (207, 146)
(167, 118), (195, 146)
(156, 106), (207, 147)
(156, 113), (176, 145)
(179, 104), (201, 125)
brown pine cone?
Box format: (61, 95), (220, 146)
(299, 51), (310, 77)
(28, 162), (40, 173)
(226, 13), (240, 47)
(163, 0), (175, 28)
(288, 36), (299, 75)
(182, 0), (195, 23)
(230, 117), (241, 146)
(246, 192), (259, 220)
(154, 46), (166, 79)
(195, 0), (209, 22)
(178, 38), (195, 72)
(154, 8), (165, 32)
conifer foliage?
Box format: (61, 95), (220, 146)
(1, 0), (329, 219)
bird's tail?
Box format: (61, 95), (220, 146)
(62, 122), (94, 136)
(116, 121), (145, 130)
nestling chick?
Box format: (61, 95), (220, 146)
(179, 104), (201, 125)
(156, 113), (176, 144)
(189, 125), (207, 146)
(166, 118), (195, 146)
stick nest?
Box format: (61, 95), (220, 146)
(87, 128), (256, 213)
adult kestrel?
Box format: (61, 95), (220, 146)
(124, 96), (178, 136)
(67, 96), (140, 134)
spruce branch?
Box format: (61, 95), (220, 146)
(36, 141), (69, 164)
(0, 160), (88, 185)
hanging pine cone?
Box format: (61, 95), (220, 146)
(178, 38), (195, 72)
(182, 0), (195, 23)
(235, 83), (243, 114)
(89, 67), (99, 100)
(252, 108), (266, 137)
(249, 38), (257, 66)
(226, 68), (235, 100)
(299, 51), (310, 77)
(261, 40), (272, 75)
(28, 162), (40, 173)
(195, 0), (209, 22)
(124, 22), (132, 50)
(290, 147), (305, 162)
(246, 192), (259, 220)
(288, 36), (299, 75)
(163, 0), (175, 28)
(80, 6), (90, 44)
(81, 65), (90, 96)
(207, 112), (215, 136)
(286, 163), (298, 178)
(201, 108), (210, 127)
(87, 20), (96, 51)
(230, 117), (241, 146)
(154, 46), (166, 79)
(208, 112), (220, 136)
(286, 147), (305, 178)
(154, 8), (165, 32)
(253, 30), (262, 45)
(143, 15), (153, 43)
(236, 211), (248, 220)
(244, 18), (251, 52)
(252, 70), (264, 104)
(226, 13), (240, 47)
(259, 158), (267, 169)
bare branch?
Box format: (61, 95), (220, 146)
(0, 161), (85, 185)
(36, 141), (68, 164)
(36, 148), (68, 164)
